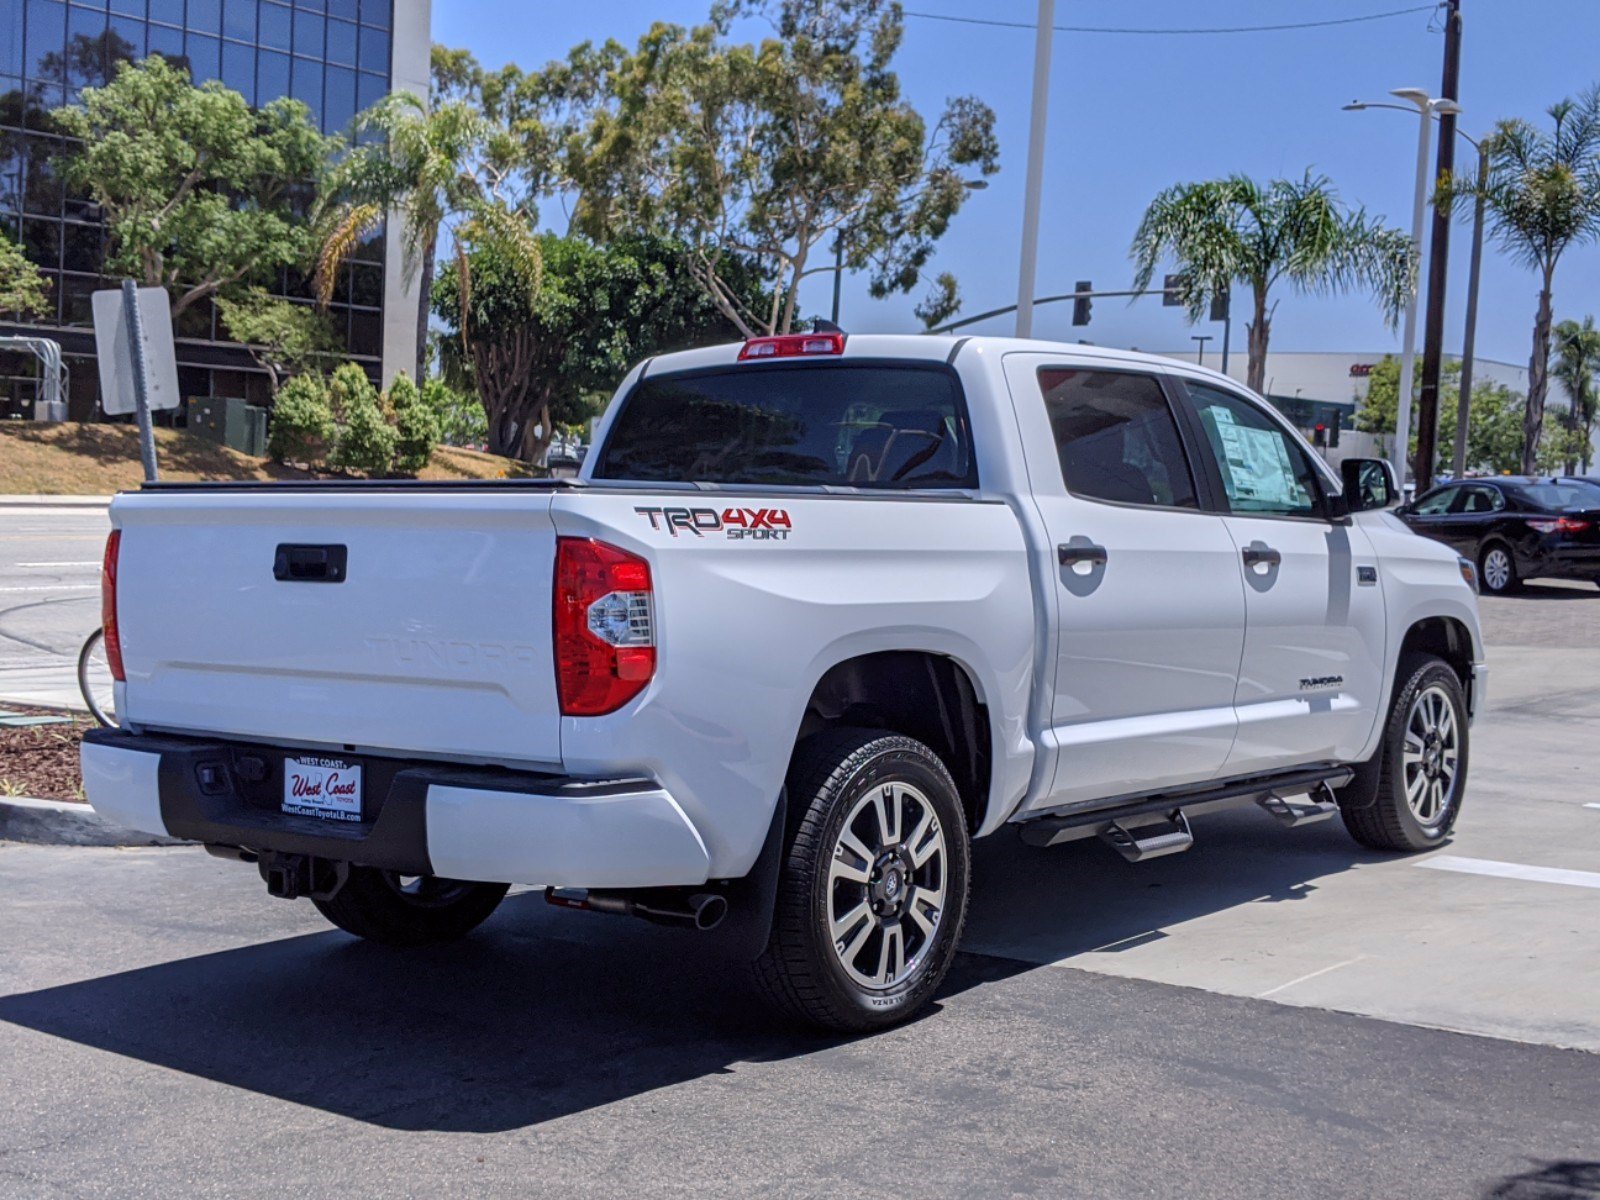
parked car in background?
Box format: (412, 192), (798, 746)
(1398, 476), (1600, 594)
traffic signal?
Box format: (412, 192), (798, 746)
(1072, 281), (1093, 326)
(1313, 423), (1328, 448)
(1209, 289), (1230, 323)
(1329, 411), (1342, 448)
(1163, 274), (1184, 306)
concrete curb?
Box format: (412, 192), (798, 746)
(0, 494), (113, 508)
(0, 697), (90, 716)
(0, 795), (189, 848)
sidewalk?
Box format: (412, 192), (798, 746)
(0, 495), (113, 508)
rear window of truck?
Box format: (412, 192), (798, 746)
(593, 364), (977, 489)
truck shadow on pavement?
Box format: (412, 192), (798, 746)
(1483, 1160), (1600, 1199)
(0, 807), (1386, 1133)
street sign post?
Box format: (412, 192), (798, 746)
(92, 283), (179, 483)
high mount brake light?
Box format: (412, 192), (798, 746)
(102, 530), (125, 682)
(737, 332), (847, 360)
(554, 538), (656, 716)
(1526, 516), (1591, 534)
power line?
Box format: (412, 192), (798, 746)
(902, 5), (1439, 37)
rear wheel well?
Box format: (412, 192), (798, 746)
(1399, 616), (1473, 688)
(794, 652), (991, 834)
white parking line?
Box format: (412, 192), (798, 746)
(1257, 955), (1366, 999)
(1418, 855), (1600, 891)
(0, 585), (99, 593)
(15, 561), (100, 568)
(1585, 803), (1600, 811)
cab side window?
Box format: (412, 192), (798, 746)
(1039, 368), (1198, 508)
(1186, 383), (1323, 519)
(1412, 487), (1457, 515)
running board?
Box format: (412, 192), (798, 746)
(1019, 765), (1354, 852)
(1256, 782), (1339, 827)
(1099, 810), (1193, 862)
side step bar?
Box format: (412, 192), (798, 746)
(1019, 766), (1354, 854)
(1256, 782), (1340, 827)
(1099, 810), (1193, 862)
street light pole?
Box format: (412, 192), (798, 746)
(1393, 88), (1440, 497)
(831, 238), (843, 325)
(1453, 146), (1488, 477)
(1346, 99), (1484, 481)
(1014, 0), (1055, 338)
(1191, 334), (1212, 365)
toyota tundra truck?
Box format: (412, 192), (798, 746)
(82, 333), (1486, 1032)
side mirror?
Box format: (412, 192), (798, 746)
(1340, 458), (1399, 513)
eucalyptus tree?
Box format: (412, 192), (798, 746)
(1446, 93), (1600, 472)
(566, 0), (999, 335)
(1551, 315), (1600, 471)
(1130, 173), (1415, 395)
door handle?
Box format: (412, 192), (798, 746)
(1058, 543), (1108, 567)
(1241, 545), (1281, 569)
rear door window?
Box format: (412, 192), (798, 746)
(594, 364), (976, 488)
(1038, 368), (1198, 508)
(1455, 486), (1503, 514)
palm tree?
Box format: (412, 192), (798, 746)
(1130, 172), (1415, 395)
(1551, 315), (1600, 472)
(1448, 92), (1600, 473)
(316, 91), (494, 379)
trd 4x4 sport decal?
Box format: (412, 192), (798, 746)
(635, 506), (792, 540)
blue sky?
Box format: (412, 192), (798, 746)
(435, 1), (1600, 371)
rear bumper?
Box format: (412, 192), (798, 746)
(1522, 542), (1600, 579)
(80, 729), (711, 888)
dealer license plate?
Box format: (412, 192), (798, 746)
(282, 755), (363, 822)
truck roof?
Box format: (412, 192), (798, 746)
(642, 333), (1245, 392)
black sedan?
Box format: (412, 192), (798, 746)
(1396, 476), (1600, 594)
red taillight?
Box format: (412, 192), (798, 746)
(737, 332), (846, 360)
(554, 538), (655, 716)
(101, 530), (125, 682)
(1527, 516), (1591, 534)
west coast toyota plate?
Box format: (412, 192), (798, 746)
(282, 755), (363, 822)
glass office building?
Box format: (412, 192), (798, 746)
(0, 0), (428, 419)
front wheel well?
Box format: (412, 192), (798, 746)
(1399, 616), (1474, 688)
(793, 651), (991, 834)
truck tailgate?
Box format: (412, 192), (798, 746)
(111, 488), (563, 766)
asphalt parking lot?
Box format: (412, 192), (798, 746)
(2, 505), (1598, 1198)
(0, 503), (105, 709)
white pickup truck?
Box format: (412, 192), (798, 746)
(84, 333), (1485, 1031)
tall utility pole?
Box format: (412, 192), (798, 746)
(1014, 0), (1055, 338)
(1393, 92), (1437, 497)
(1415, 0), (1462, 491)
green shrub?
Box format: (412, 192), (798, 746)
(387, 372), (439, 474)
(421, 377), (488, 447)
(266, 372), (334, 465)
(323, 364), (390, 475)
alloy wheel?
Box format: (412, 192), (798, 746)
(1482, 547), (1511, 592)
(1402, 684), (1459, 826)
(827, 781), (948, 991)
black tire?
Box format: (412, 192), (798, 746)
(753, 728), (971, 1033)
(312, 867), (509, 945)
(1338, 654), (1469, 852)
(1477, 541), (1521, 594)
